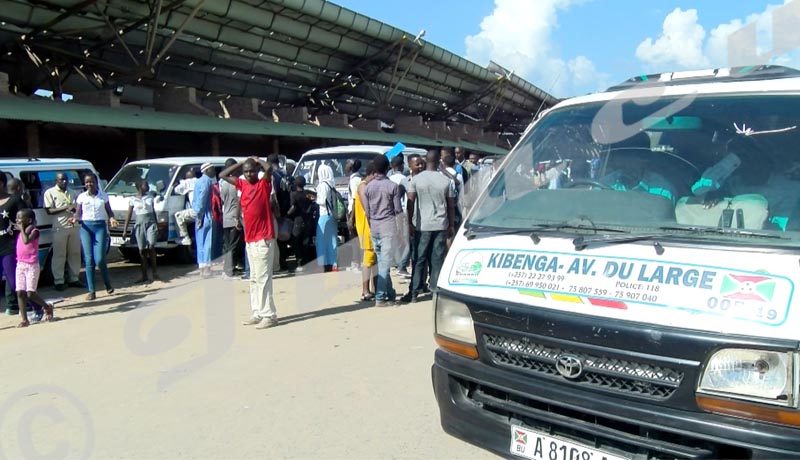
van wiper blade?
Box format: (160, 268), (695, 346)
(656, 226), (786, 240)
(573, 233), (666, 254)
(463, 225), (538, 241)
(464, 222), (627, 243)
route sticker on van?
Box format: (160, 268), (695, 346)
(447, 249), (793, 327)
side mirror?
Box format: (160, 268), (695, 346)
(156, 180), (166, 193)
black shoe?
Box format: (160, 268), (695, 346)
(55, 283), (66, 291)
(68, 280), (85, 288)
(400, 292), (418, 303)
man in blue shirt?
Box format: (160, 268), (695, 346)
(193, 163), (216, 277)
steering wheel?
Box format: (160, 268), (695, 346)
(565, 179), (613, 190)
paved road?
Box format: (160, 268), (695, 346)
(0, 259), (495, 459)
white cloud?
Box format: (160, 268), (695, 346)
(637, 1), (800, 71)
(465, 0), (608, 97)
(635, 8), (708, 69)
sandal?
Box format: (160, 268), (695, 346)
(43, 303), (54, 322)
(17, 320), (29, 328)
(86, 292), (96, 301)
(360, 293), (375, 302)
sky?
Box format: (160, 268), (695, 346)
(333, 0), (800, 98)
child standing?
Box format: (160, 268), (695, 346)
(16, 209), (54, 327)
(122, 180), (159, 283)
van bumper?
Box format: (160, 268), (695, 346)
(432, 348), (800, 460)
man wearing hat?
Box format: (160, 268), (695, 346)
(193, 162), (217, 276)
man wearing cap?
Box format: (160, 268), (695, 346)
(193, 162), (216, 277)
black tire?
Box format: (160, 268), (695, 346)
(118, 247), (141, 263)
(39, 250), (55, 287)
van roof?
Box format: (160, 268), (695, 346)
(0, 158), (97, 168)
(121, 156), (248, 166)
(300, 145), (428, 156)
(555, 67), (800, 111)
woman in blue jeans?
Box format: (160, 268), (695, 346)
(315, 164), (338, 272)
(75, 173), (118, 300)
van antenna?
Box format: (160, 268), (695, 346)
(532, 71), (561, 122)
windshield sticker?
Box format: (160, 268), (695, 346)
(447, 249), (793, 326)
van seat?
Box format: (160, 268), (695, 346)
(675, 194), (768, 230)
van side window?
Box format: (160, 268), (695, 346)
(20, 170), (85, 208)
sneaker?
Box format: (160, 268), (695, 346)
(397, 269), (411, 278)
(295, 266), (305, 273)
(240, 274), (250, 280)
(255, 316), (279, 329)
(54, 283), (66, 291)
(181, 237), (192, 246)
(242, 316), (261, 326)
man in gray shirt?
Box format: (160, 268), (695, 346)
(403, 149), (454, 302)
(363, 154), (402, 305)
(220, 158), (244, 278)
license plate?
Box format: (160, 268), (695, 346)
(510, 425), (629, 460)
(110, 236), (129, 246)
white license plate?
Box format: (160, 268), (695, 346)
(110, 236), (130, 246)
(510, 425), (629, 460)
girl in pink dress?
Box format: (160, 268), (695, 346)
(16, 209), (54, 327)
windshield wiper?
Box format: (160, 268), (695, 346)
(464, 222), (628, 243)
(573, 233), (666, 254)
(463, 224), (539, 241)
(656, 226), (786, 240)
(574, 225), (787, 253)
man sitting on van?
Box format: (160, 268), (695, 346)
(174, 169), (199, 245)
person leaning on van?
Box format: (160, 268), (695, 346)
(43, 172), (84, 291)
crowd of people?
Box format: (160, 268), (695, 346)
(0, 146), (499, 327)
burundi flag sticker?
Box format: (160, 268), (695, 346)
(720, 274), (776, 302)
(513, 429), (528, 446)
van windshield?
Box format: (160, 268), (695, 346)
(468, 93), (800, 247)
(106, 163), (177, 196)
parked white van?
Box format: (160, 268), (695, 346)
(292, 144), (428, 201)
(104, 156), (242, 262)
(0, 158), (102, 283)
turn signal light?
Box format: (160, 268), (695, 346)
(435, 334), (478, 359)
(696, 394), (800, 427)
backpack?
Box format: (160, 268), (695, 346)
(324, 183), (347, 222)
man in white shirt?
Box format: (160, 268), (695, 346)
(388, 154), (411, 276)
(174, 169), (199, 245)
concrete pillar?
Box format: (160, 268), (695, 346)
(317, 113), (349, 128)
(154, 87), (214, 116)
(274, 107), (309, 124)
(0, 72), (9, 97)
(352, 117), (382, 132)
(211, 134), (220, 156)
(226, 97), (270, 121)
(26, 123), (40, 158)
(72, 90), (120, 107)
(136, 131), (146, 160)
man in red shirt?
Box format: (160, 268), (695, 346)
(220, 156), (279, 329)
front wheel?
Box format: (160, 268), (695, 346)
(118, 247), (141, 263)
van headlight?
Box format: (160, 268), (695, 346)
(434, 295), (478, 359)
(696, 349), (800, 428)
(698, 349), (794, 405)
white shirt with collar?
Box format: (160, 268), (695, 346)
(77, 190), (111, 221)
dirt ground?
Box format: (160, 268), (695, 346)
(0, 253), (495, 459)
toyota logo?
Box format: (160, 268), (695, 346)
(555, 354), (583, 379)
